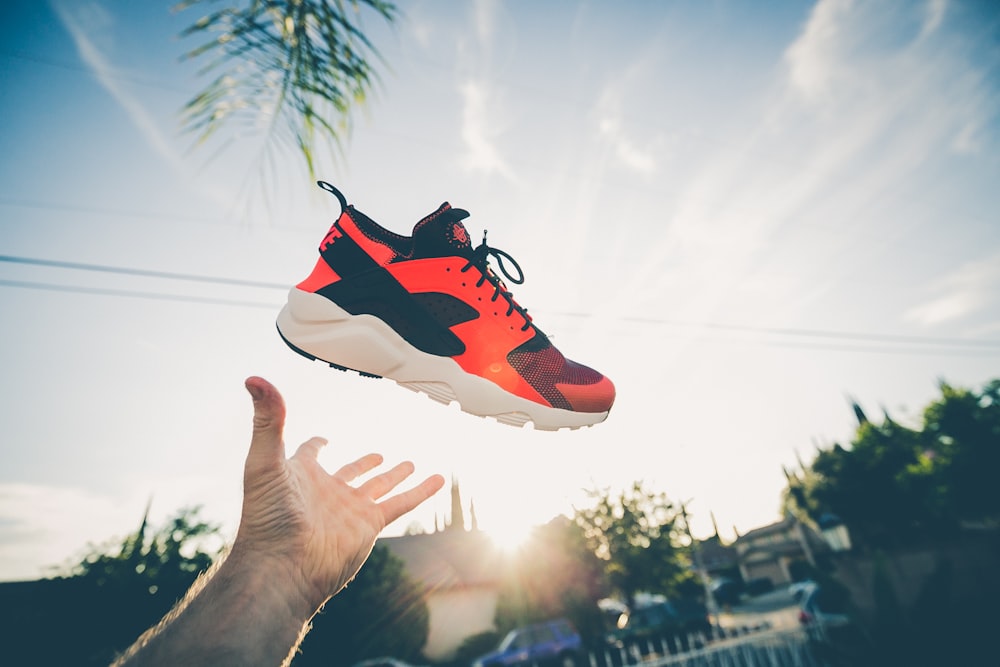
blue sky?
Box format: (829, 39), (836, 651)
(1, 0), (999, 581)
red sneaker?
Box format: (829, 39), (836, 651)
(276, 182), (615, 430)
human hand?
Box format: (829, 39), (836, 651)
(234, 376), (444, 613)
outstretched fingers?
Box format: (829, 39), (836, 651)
(292, 437), (328, 461)
(378, 474), (446, 525)
(357, 460), (416, 500)
(331, 453), (384, 483)
(334, 457), (443, 523)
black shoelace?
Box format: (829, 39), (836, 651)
(461, 231), (533, 332)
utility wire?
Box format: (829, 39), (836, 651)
(0, 196), (239, 228)
(0, 279), (276, 310)
(758, 339), (999, 358)
(617, 316), (1000, 350)
(0, 49), (189, 93)
(0, 255), (288, 290)
(2, 253), (999, 356)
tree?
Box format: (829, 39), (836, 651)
(0, 505), (225, 667)
(293, 544), (431, 666)
(919, 379), (1000, 522)
(785, 378), (1000, 549)
(574, 482), (692, 608)
(0, 503), (432, 667)
(494, 516), (608, 646)
(174, 0), (397, 179)
(69, 502), (221, 593)
(810, 416), (927, 547)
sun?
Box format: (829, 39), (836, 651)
(485, 519), (537, 553)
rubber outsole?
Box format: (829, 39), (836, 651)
(275, 288), (608, 431)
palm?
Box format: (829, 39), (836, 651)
(175, 0), (396, 179)
(239, 376), (442, 609)
(287, 450), (392, 597)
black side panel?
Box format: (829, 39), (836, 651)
(319, 222), (381, 278)
(412, 292), (479, 328)
(317, 270), (475, 357)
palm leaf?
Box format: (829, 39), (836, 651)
(174, 0), (396, 181)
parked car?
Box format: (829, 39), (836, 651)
(798, 585), (851, 627)
(605, 599), (712, 648)
(744, 577), (775, 597)
(350, 659), (424, 667)
(789, 579), (818, 601)
(710, 578), (743, 607)
(472, 618), (583, 667)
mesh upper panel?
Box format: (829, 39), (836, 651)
(508, 341), (604, 411)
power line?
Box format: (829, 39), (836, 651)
(0, 197), (245, 228)
(616, 315), (1000, 350)
(759, 339), (999, 358)
(0, 279), (277, 310)
(0, 255), (288, 290)
(0, 49), (189, 93)
(2, 253), (999, 357)
(550, 309), (1000, 350)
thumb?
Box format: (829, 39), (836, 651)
(244, 376), (287, 470)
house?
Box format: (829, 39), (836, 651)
(378, 478), (506, 661)
(732, 514), (828, 585)
(693, 513), (738, 579)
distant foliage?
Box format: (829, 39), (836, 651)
(0, 505), (432, 667)
(294, 544), (431, 666)
(495, 516), (608, 646)
(67, 503), (221, 590)
(785, 379), (1000, 548)
(0, 506), (224, 667)
(574, 482), (693, 607)
(174, 0), (397, 177)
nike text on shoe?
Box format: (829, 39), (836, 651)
(276, 181), (615, 430)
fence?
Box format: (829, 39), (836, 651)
(578, 625), (830, 667)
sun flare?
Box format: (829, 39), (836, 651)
(485, 519), (536, 553)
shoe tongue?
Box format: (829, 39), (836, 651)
(411, 203), (474, 258)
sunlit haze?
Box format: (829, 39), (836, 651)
(1, 0), (998, 581)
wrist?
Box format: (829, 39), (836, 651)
(113, 543), (320, 667)
(223, 540), (326, 620)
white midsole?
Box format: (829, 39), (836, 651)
(275, 288), (607, 430)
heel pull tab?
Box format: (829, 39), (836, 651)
(317, 181), (348, 215)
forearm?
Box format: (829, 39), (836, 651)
(112, 546), (321, 667)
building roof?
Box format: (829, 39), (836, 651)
(736, 515), (797, 542)
(733, 515), (830, 561)
(378, 530), (505, 590)
(696, 536), (737, 571)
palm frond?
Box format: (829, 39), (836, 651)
(175, 0), (396, 181)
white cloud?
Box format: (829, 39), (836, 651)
(446, 0), (523, 183)
(905, 252), (1000, 326)
(598, 115), (656, 176)
(0, 483), (138, 579)
(784, 0), (856, 101)
(588, 44), (662, 177)
(52, 0), (180, 169)
(618, 0), (997, 323)
(474, 0), (498, 47)
(51, 0), (237, 210)
(950, 120), (984, 155)
(458, 79), (518, 182)
(0, 476), (239, 581)
(920, 0), (948, 40)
